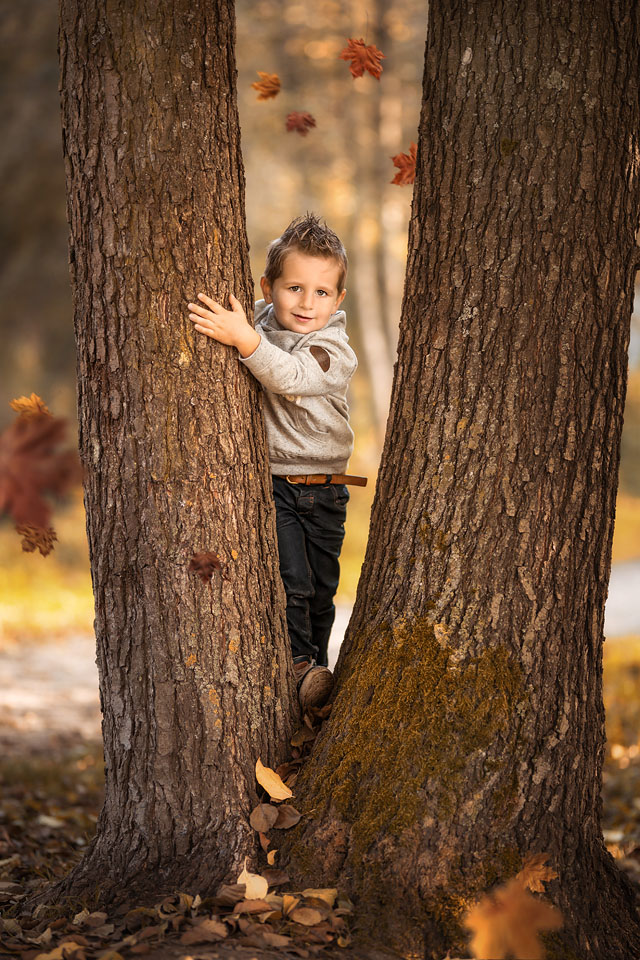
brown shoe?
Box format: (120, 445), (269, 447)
(294, 660), (334, 714)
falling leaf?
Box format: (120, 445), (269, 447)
(0, 406), (80, 532)
(391, 142), (417, 185)
(464, 878), (562, 960)
(249, 803), (279, 833)
(285, 112), (316, 137)
(301, 888), (338, 907)
(251, 71), (280, 100)
(237, 857), (269, 900)
(255, 758), (293, 800)
(339, 37), (385, 79)
(516, 852), (558, 893)
(16, 524), (58, 556)
(274, 805), (301, 829)
(289, 907), (324, 926)
(267, 849), (277, 865)
(10, 393), (52, 418)
(188, 551), (229, 584)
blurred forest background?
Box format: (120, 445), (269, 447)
(0, 0), (639, 633)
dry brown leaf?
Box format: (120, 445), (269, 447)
(262, 931), (292, 947)
(16, 524), (58, 556)
(391, 142), (417, 185)
(301, 888), (338, 907)
(179, 917), (228, 944)
(339, 37), (385, 79)
(251, 71), (280, 100)
(267, 849), (277, 865)
(516, 852), (559, 893)
(213, 883), (246, 907)
(263, 867), (290, 886)
(33, 943), (88, 960)
(233, 899), (273, 914)
(250, 802), (279, 833)
(289, 906), (324, 926)
(285, 112), (316, 137)
(291, 726), (317, 746)
(237, 857), (268, 900)
(274, 804), (302, 829)
(10, 393), (51, 418)
(465, 878), (562, 960)
(259, 831), (270, 852)
(256, 758), (293, 800)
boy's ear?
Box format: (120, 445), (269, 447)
(336, 288), (346, 309)
(260, 275), (272, 303)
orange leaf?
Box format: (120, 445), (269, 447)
(285, 112), (316, 137)
(464, 878), (562, 960)
(391, 142), (417, 185)
(251, 71), (280, 100)
(10, 393), (52, 418)
(339, 37), (385, 79)
(256, 758), (293, 800)
(516, 852), (559, 893)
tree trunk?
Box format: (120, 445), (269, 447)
(56, 0), (295, 904)
(285, 1), (640, 956)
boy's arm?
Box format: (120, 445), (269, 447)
(187, 293), (260, 358)
(240, 331), (357, 397)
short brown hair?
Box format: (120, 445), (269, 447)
(264, 213), (348, 292)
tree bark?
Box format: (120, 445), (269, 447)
(57, 0), (294, 903)
(285, 2), (640, 957)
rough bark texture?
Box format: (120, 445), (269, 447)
(57, 0), (295, 902)
(286, 2), (640, 957)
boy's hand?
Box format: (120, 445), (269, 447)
(188, 293), (260, 358)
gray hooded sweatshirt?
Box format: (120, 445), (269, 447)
(240, 299), (357, 475)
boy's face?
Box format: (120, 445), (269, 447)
(260, 251), (346, 335)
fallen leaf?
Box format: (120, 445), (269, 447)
(301, 888), (338, 907)
(237, 857), (268, 900)
(180, 917), (228, 944)
(283, 895), (301, 916)
(291, 726), (317, 747)
(259, 832), (270, 852)
(213, 883), (246, 907)
(255, 758), (293, 800)
(10, 393), (51, 418)
(233, 899), (272, 914)
(274, 805), (301, 829)
(188, 551), (229, 585)
(285, 112), (316, 137)
(516, 852), (558, 893)
(391, 142), (417, 185)
(251, 71), (280, 100)
(464, 878), (562, 960)
(339, 37), (385, 79)
(33, 942), (87, 960)
(263, 867), (290, 887)
(267, 849), (277, 865)
(250, 803), (279, 833)
(289, 907), (324, 926)
(262, 931), (292, 946)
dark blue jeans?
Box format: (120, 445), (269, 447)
(272, 476), (349, 667)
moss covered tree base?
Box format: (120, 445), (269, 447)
(283, 0), (640, 957)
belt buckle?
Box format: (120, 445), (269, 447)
(286, 475), (302, 485)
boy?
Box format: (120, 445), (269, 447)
(187, 214), (364, 712)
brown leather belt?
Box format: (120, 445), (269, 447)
(283, 473), (368, 487)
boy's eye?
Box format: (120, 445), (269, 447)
(316, 290), (328, 297)
(289, 285), (301, 292)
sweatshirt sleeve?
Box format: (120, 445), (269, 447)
(240, 332), (357, 397)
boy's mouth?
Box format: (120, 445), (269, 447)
(293, 314), (313, 322)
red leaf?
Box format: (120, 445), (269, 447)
(0, 406), (80, 532)
(390, 142), (417, 185)
(189, 552), (229, 584)
(251, 72), (280, 101)
(285, 112), (316, 137)
(339, 38), (385, 79)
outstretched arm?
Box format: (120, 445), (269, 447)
(187, 293), (260, 358)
